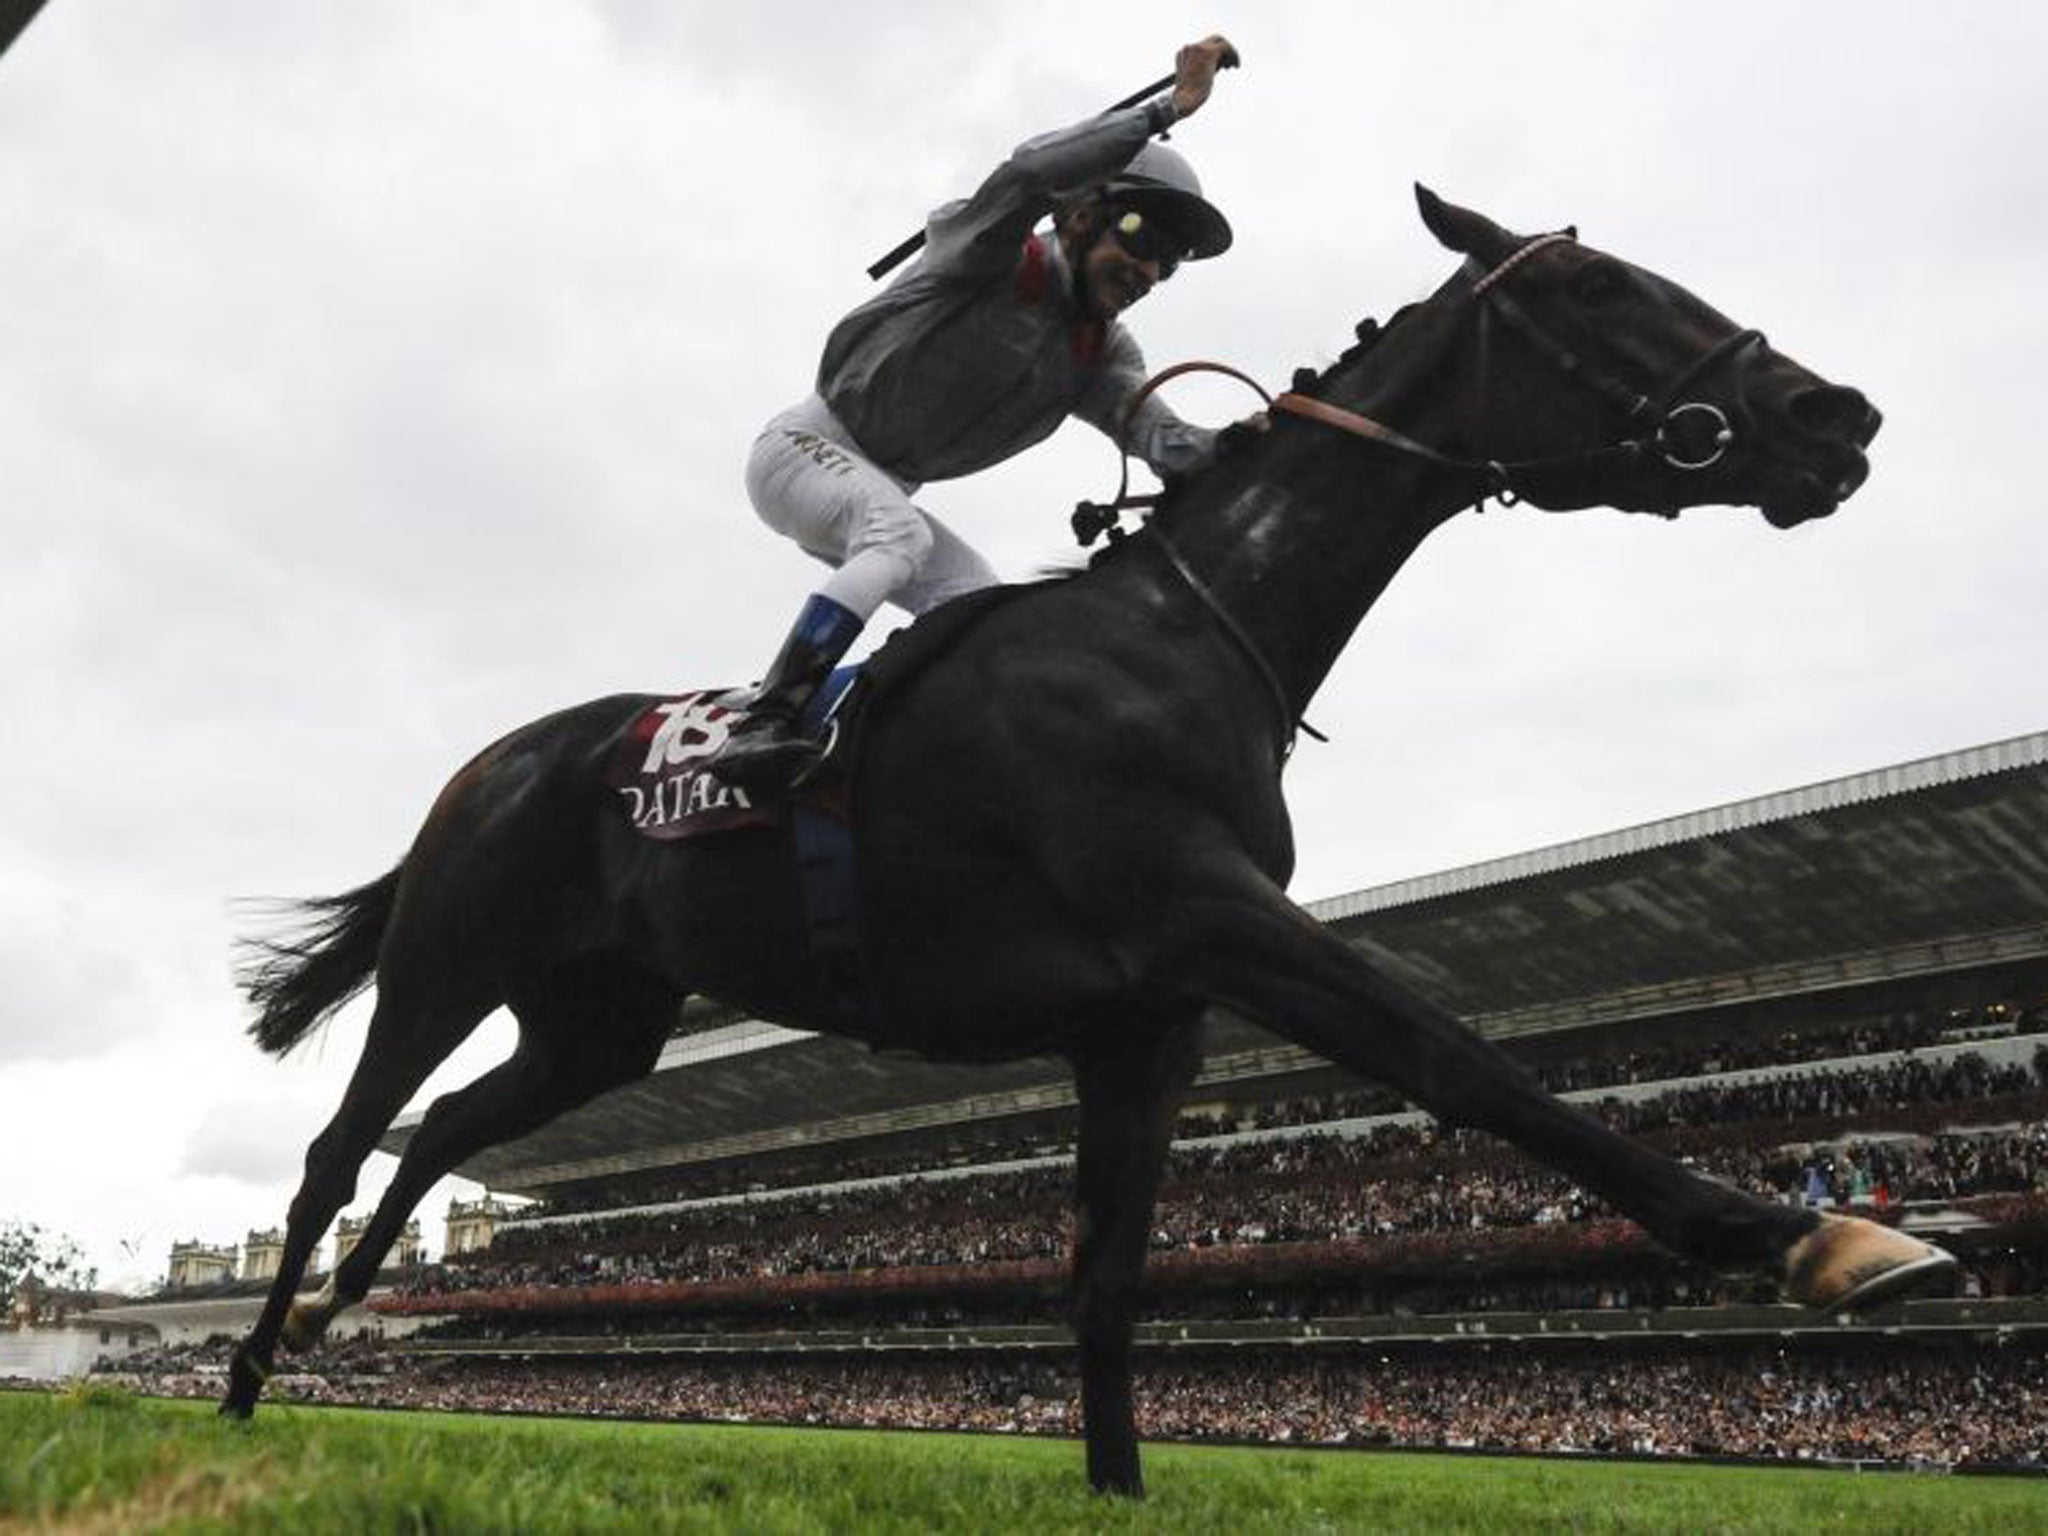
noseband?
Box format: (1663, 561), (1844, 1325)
(1274, 230), (1767, 513)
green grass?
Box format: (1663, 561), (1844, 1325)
(3, 1386), (2043, 1535)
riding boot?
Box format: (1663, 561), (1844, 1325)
(708, 594), (865, 792)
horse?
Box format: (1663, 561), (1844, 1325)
(220, 188), (1947, 1495)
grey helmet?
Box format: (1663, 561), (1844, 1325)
(1100, 141), (1232, 261)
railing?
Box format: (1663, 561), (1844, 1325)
(400, 1295), (2048, 1358)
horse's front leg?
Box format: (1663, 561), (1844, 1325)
(1143, 854), (1952, 1306)
(1066, 1014), (1204, 1497)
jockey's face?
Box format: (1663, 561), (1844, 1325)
(1076, 228), (1161, 320)
(1064, 203), (1183, 321)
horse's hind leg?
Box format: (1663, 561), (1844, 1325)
(282, 961), (677, 1350)
(1067, 1014), (1203, 1498)
(222, 985), (496, 1416)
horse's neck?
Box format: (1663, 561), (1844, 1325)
(1165, 302), (1480, 717)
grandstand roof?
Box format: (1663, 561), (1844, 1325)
(382, 732), (2048, 1196)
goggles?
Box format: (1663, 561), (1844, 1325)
(1109, 208), (1188, 281)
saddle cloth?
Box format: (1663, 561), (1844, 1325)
(606, 670), (860, 843)
(608, 583), (1034, 844)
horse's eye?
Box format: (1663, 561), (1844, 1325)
(1574, 262), (1627, 304)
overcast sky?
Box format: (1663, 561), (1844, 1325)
(3, 3), (2043, 1293)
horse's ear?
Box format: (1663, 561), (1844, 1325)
(1414, 184), (1519, 267)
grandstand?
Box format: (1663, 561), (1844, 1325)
(100, 732), (2048, 1466)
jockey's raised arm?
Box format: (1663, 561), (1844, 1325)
(707, 33), (1241, 792)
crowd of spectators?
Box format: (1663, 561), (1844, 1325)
(399, 1104), (2046, 1304)
(1593, 1052), (2037, 1136)
(1518, 1014), (1960, 1091)
(105, 1335), (388, 1381)
(92, 1337), (2047, 1469)
(1175, 1011), (1967, 1138)
(535, 1009), (2017, 1216)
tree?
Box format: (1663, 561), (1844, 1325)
(1, 1219), (98, 1321)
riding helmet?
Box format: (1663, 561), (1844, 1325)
(1101, 141), (1232, 260)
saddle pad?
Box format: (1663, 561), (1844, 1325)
(608, 690), (772, 840)
(607, 670), (863, 843)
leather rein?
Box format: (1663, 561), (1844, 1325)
(1081, 229), (1769, 763)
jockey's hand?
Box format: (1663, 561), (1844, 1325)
(1171, 35), (1237, 119)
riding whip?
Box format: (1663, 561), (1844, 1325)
(864, 46), (1240, 282)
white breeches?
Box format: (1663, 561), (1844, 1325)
(744, 394), (999, 621)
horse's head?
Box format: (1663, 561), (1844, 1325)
(1407, 186), (1880, 528)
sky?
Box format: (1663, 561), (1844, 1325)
(2, 2), (2044, 1295)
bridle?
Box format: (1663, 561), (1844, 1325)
(1270, 232), (1765, 514)
(1079, 229), (1770, 764)
(1079, 229), (1768, 545)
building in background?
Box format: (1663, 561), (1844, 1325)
(241, 1228), (284, 1281)
(165, 1241), (236, 1290)
(444, 1197), (517, 1257)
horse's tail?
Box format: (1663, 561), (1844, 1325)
(236, 862), (405, 1057)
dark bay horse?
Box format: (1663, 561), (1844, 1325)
(222, 189), (1948, 1494)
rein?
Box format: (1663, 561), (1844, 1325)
(1072, 359), (1275, 548)
(1270, 232), (1766, 513)
(1150, 525), (1310, 765)
(1101, 364), (1310, 760)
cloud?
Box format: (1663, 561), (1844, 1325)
(179, 1091), (329, 1187)
(0, 899), (148, 1064)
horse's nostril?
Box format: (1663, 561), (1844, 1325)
(1787, 385), (1870, 437)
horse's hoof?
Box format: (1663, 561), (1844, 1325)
(280, 1306), (319, 1355)
(1782, 1213), (1958, 1311)
(221, 1348), (271, 1417)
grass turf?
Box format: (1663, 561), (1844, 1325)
(3, 1385), (2043, 1535)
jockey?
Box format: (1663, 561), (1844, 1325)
(710, 34), (1240, 789)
